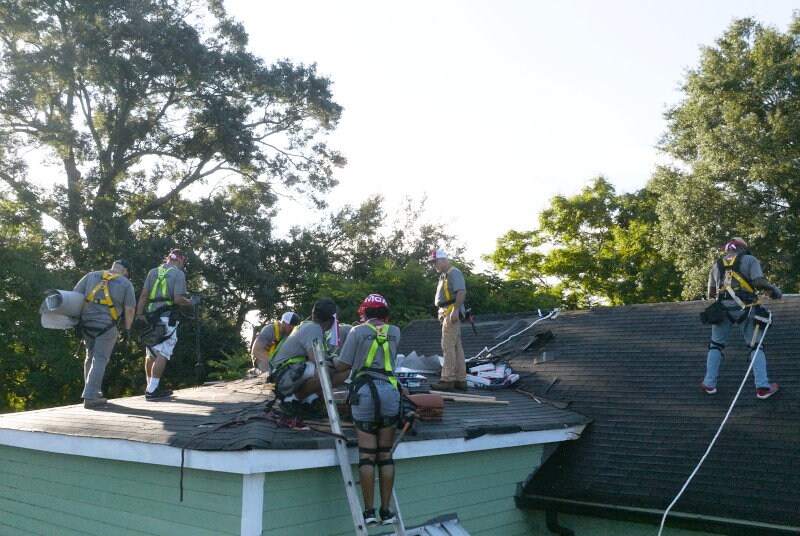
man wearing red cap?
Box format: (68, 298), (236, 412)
(334, 294), (401, 526)
(702, 237), (781, 399)
(136, 249), (197, 400)
(428, 249), (468, 392)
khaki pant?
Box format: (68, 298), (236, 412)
(440, 316), (466, 382)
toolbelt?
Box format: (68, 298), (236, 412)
(134, 315), (170, 346)
(700, 301), (729, 325)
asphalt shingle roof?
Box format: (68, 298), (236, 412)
(418, 299), (800, 529)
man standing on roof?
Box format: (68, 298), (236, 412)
(73, 259), (136, 409)
(136, 249), (198, 400)
(702, 237), (782, 399)
(334, 294), (401, 526)
(269, 297), (350, 417)
(428, 249), (468, 392)
(250, 311), (301, 373)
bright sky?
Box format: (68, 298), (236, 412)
(227, 1), (796, 270)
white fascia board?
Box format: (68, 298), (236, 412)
(0, 425), (585, 475)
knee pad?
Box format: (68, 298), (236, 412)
(358, 447), (377, 468)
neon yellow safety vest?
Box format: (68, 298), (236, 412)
(86, 271), (121, 321)
(356, 323), (397, 389)
(146, 266), (175, 313)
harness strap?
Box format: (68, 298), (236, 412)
(719, 255), (756, 309)
(438, 268), (456, 316)
(86, 270), (121, 321)
(358, 323), (397, 389)
(146, 266), (176, 314)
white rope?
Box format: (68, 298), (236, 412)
(657, 311), (771, 535)
(471, 308), (560, 360)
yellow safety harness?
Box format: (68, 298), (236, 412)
(267, 321), (282, 356)
(355, 323), (397, 389)
(719, 255), (757, 309)
(146, 265), (175, 315)
(86, 270), (121, 321)
(438, 268), (457, 318)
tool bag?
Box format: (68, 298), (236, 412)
(134, 316), (169, 346)
(700, 301), (729, 325)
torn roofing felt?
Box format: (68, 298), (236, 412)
(483, 298), (800, 529)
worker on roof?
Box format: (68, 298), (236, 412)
(250, 311), (301, 374)
(73, 259), (136, 409)
(135, 248), (198, 401)
(702, 237), (781, 399)
(428, 249), (468, 392)
(334, 293), (401, 526)
(269, 297), (350, 418)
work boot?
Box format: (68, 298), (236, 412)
(454, 381), (469, 391)
(431, 380), (453, 392)
(83, 397), (108, 409)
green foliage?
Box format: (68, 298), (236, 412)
(488, 177), (682, 307)
(654, 15), (800, 296)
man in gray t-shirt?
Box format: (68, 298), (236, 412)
(136, 249), (196, 400)
(270, 298), (350, 413)
(73, 259), (136, 408)
(428, 249), (467, 392)
(702, 237), (782, 400)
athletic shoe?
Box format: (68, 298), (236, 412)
(145, 389), (173, 401)
(83, 397), (108, 409)
(363, 509), (378, 526)
(700, 382), (717, 395)
(756, 383), (779, 400)
(379, 508), (397, 525)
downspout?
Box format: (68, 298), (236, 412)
(546, 509), (574, 536)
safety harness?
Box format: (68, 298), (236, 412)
(86, 271), (121, 321)
(436, 268), (459, 319)
(146, 265), (176, 317)
(349, 323), (400, 437)
(80, 271), (122, 339)
(717, 254), (758, 310)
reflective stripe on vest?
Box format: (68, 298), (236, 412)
(86, 270), (121, 321)
(146, 266), (175, 313)
(357, 323), (397, 389)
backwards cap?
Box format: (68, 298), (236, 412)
(166, 249), (186, 262)
(114, 259), (132, 272)
(427, 249), (448, 263)
(723, 237), (749, 253)
(280, 311), (300, 325)
(358, 293), (389, 322)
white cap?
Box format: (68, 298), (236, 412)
(427, 249), (448, 262)
(280, 311), (300, 325)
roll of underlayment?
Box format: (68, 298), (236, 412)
(39, 289), (84, 329)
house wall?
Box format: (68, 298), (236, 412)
(0, 445), (242, 536)
(261, 443), (546, 536)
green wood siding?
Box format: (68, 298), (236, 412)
(262, 444), (546, 536)
(0, 445), (242, 536)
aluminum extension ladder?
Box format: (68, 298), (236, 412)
(312, 339), (407, 536)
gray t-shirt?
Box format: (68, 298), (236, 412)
(708, 253), (764, 300)
(74, 271), (136, 328)
(271, 321), (327, 368)
(335, 321), (401, 379)
(256, 322), (281, 349)
(435, 266), (466, 314)
(142, 264), (187, 313)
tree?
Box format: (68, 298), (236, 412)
(0, 0), (344, 269)
(654, 15), (800, 297)
(487, 177), (681, 307)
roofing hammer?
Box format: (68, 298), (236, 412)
(390, 411), (418, 454)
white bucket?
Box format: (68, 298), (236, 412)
(39, 289), (84, 329)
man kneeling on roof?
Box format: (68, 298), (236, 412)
(250, 311), (301, 374)
(269, 298), (350, 418)
(334, 293), (401, 527)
